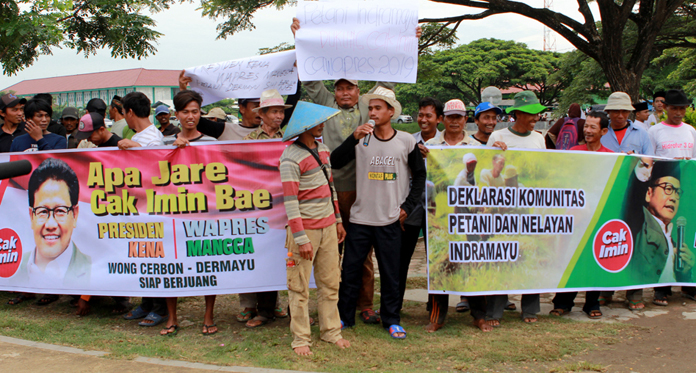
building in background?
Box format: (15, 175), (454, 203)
(1, 68), (181, 109)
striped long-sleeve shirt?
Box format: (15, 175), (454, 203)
(280, 141), (342, 245)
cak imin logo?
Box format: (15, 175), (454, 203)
(0, 228), (22, 277)
(593, 219), (633, 273)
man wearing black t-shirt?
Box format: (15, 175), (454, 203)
(0, 93), (27, 152)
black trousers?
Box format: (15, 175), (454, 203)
(338, 221), (402, 328)
(552, 291), (600, 313)
(140, 297), (167, 316)
(398, 222), (425, 311)
(428, 294), (486, 325)
(255, 291), (278, 319)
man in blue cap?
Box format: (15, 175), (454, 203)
(280, 102), (349, 355)
(471, 102), (502, 145)
(154, 105), (180, 137)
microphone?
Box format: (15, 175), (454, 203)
(363, 120), (375, 147)
(0, 160), (32, 180)
(676, 216), (686, 272)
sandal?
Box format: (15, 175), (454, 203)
(246, 315), (272, 328)
(455, 299), (470, 313)
(584, 309), (602, 319)
(425, 322), (444, 333)
(139, 312), (168, 327)
(7, 294), (36, 305)
(236, 309), (257, 322)
(598, 296), (612, 306)
(123, 305), (149, 320)
(652, 296), (668, 307)
(160, 325), (178, 336)
(505, 301), (516, 311)
(386, 324), (407, 339)
(486, 319), (500, 328)
(360, 309), (380, 324)
(36, 294), (60, 306)
(628, 300), (645, 311)
(549, 308), (570, 317)
(274, 307), (288, 318)
(202, 324), (218, 335)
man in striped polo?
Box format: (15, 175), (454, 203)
(279, 102), (350, 356)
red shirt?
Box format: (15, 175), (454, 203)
(569, 144), (614, 152)
(614, 126), (628, 144)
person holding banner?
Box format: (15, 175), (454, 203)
(117, 92), (165, 149)
(422, 99), (491, 333)
(599, 92), (653, 156)
(471, 102), (503, 146)
(158, 90), (219, 336)
(331, 87), (426, 339)
(279, 101), (350, 355)
(117, 92), (169, 327)
(646, 89), (696, 305)
(291, 17), (410, 325)
(550, 111), (612, 319)
(487, 91), (547, 324)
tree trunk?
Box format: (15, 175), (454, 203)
(600, 61), (642, 101)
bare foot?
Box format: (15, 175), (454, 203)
(486, 319), (500, 327)
(425, 322), (443, 333)
(294, 346), (313, 356)
(473, 318), (493, 332)
(523, 317), (538, 323)
(335, 338), (350, 349)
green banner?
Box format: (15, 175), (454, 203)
(426, 146), (696, 295)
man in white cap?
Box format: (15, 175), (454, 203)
(331, 87), (426, 339)
(599, 91), (653, 155)
(242, 88), (293, 328)
(425, 99), (480, 147)
(279, 101), (349, 355)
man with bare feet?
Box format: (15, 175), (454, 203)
(280, 101), (350, 355)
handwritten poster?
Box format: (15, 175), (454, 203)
(295, 0), (419, 83)
(184, 51), (298, 106)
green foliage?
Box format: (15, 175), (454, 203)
(418, 22), (459, 55)
(653, 47), (696, 97)
(0, 0), (172, 75)
(200, 0), (294, 39)
(395, 38), (565, 115)
(554, 51), (610, 116)
(202, 98), (238, 117)
(685, 108), (696, 127)
(258, 42), (294, 55)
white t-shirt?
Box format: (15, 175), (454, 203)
(132, 124), (164, 147)
(633, 120), (649, 132)
(648, 122), (696, 159)
(486, 127), (545, 149)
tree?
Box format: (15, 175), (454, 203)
(420, 0), (692, 100)
(0, 0), (173, 75)
(395, 38), (566, 115)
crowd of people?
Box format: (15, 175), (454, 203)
(0, 18), (695, 356)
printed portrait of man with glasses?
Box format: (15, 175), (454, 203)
(624, 158), (694, 284)
(16, 158), (90, 287)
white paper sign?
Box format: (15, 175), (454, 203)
(184, 51), (298, 106)
(295, 0), (419, 83)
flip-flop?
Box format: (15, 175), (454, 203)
(139, 312), (168, 327)
(236, 309), (257, 322)
(36, 294), (59, 306)
(123, 305), (149, 320)
(160, 325), (178, 336)
(246, 315), (271, 328)
(386, 324), (407, 339)
(598, 296), (612, 306)
(549, 308), (570, 316)
(455, 300), (470, 313)
(202, 324), (218, 335)
(628, 300), (645, 311)
(274, 308), (288, 318)
(505, 301), (517, 311)
(584, 309), (602, 319)
(7, 294), (36, 305)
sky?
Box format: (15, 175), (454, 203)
(0, 0), (596, 90)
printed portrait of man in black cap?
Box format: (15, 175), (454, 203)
(624, 159), (694, 284)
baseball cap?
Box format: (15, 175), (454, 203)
(85, 98), (107, 116)
(75, 112), (106, 141)
(475, 102), (502, 118)
(334, 78), (358, 86)
(443, 99), (467, 116)
(0, 93), (27, 111)
(61, 107), (79, 119)
(155, 105), (171, 116)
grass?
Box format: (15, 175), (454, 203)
(0, 287), (628, 373)
(549, 361), (607, 372)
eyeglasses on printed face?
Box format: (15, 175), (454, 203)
(31, 206), (75, 223)
(652, 182), (682, 198)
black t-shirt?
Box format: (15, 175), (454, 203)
(48, 120), (67, 137)
(0, 122), (27, 153)
(99, 133), (122, 148)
